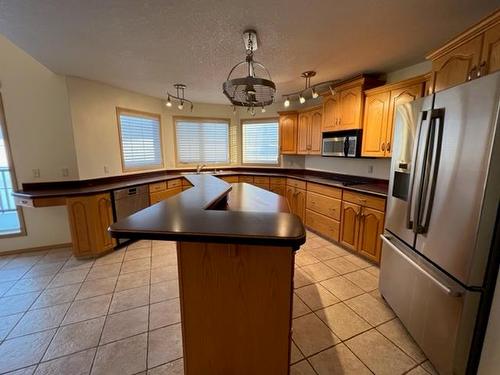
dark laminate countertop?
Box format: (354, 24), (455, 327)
(108, 175), (305, 249)
(13, 168), (388, 199)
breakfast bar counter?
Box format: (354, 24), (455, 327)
(110, 175), (305, 375)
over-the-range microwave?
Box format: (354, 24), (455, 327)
(322, 130), (362, 157)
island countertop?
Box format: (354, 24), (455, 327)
(108, 174), (306, 249)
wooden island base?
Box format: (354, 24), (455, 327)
(177, 241), (294, 375)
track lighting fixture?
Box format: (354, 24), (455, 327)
(311, 88), (319, 99)
(299, 94), (306, 104)
(166, 95), (172, 107)
(165, 84), (193, 111)
(282, 71), (337, 107)
(261, 106), (266, 113)
(284, 97), (290, 107)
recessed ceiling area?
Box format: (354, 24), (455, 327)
(0, 0), (498, 104)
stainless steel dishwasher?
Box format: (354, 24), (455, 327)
(113, 185), (149, 244)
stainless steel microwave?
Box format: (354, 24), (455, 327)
(322, 130), (361, 157)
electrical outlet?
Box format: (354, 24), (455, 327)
(104, 166), (109, 174)
(368, 165), (374, 174)
(32, 168), (40, 178)
(61, 168), (69, 177)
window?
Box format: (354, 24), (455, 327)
(242, 119), (279, 164)
(0, 95), (24, 236)
(175, 118), (230, 165)
(117, 108), (163, 171)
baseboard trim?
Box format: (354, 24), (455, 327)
(0, 242), (72, 256)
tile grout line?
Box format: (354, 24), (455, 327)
(146, 242), (152, 372)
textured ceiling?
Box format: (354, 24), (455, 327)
(0, 0), (499, 104)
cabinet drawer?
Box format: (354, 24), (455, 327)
(307, 182), (342, 199)
(287, 178), (306, 190)
(149, 181), (167, 193)
(269, 185), (285, 196)
(221, 176), (239, 183)
(305, 209), (340, 241)
(167, 179), (182, 189)
(306, 192), (341, 220)
(343, 190), (385, 211)
(150, 187), (182, 205)
(254, 183), (269, 190)
(239, 176), (254, 183)
(270, 177), (286, 185)
(254, 176), (270, 184)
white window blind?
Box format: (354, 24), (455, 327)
(118, 110), (162, 170)
(242, 120), (279, 164)
(175, 119), (229, 164)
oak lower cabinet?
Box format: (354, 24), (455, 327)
(149, 178), (183, 205)
(286, 186), (306, 222)
(340, 192), (386, 262)
(220, 176), (239, 184)
(269, 177), (286, 196)
(67, 193), (116, 258)
(426, 10), (500, 92)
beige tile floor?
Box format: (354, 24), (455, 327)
(0, 232), (439, 375)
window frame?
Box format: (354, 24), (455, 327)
(173, 116), (231, 167)
(240, 117), (281, 166)
(116, 107), (164, 172)
(0, 94), (26, 238)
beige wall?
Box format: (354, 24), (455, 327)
(0, 35), (76, 252)
(66, 77), (239, 179)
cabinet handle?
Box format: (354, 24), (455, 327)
(467, 65), (477, 81)
(381, 143), (386, 151)
(386, 142), (391, 152)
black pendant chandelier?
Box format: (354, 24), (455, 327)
(223, 30), (276, 114)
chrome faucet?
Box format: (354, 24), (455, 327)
(196, 164), (206, 174)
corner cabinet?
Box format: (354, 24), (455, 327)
(279, 112), (298, 154)
(427, 10), (500, 93)
(362, 75), (426, 157)
(67, 193), (116, 258)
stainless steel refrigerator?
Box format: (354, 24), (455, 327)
(380, 72), (500, 375)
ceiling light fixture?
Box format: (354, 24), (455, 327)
(299, 94), (306, 104)
(165, 84), (193, 111)
(282, 71), (338, 107)
(311, 88), (319, 99)
(284, 97), (290, 107)
(261, 106), (266, 113)
(223, 30), (276, 113)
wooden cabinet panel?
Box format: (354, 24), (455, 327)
(150, 187), (182, 205)
(286, 186), (305, 222)
(167, 179), (182, 189)
(220, 176), (239, 183)
(254, 176), (270, 184)
(340, 201), (361, 251)
(269, 185), (285, 196)
(481, 22), (500, 74)
(305, 209), (340, 242)
(67, 193), (115, 258)
(386, 83), (424, 156)
(270, 177), (286, 185)
(431, 35), (482, 92)
(306, 182), (342, 199)
(254, 183), (270, 190)
(149, 181), (166, 192)
(362, 91), (391, 157)
(309, 110), (322, 154)
(297, 112), (310, 154)
(239, 176), (254, 183)
(306, 192), (341, 221)
(358, 207), (384, 262)
(286, 178), (306, 190)
(343, 190), (386, 211)
(279, 113), (298, 154)
(322, 93), (340, 132)
(339, 86), (362, 129)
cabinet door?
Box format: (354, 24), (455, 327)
(297, 112), (310, 154)
(339, 86), (362, 129)
(279, 114), (297, 154)
(340, 201), (361, 251)
(361, 91), (390, 157)
(309, 110), (322, 154)
(67, 196), (94, 257)
(385, 83), (424, 157)
(431, 35), (482, 92)
(358, 207), (384, 263)
(269, 185), (285, 196)
(322, 93), (340, 132)
(94, 194), (116, 253)
(295, 188), (306, 222)
(481, 22), (500, 75)
(286, 187), (295, 213)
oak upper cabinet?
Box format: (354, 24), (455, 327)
(322, 92), (340, 132)
(297, 112), (311, 154)
(339, 86), (363, 129)
(427, 10), (500, 93)
(67, 193), (115, 258)
(362, 76), (426, 157)
(362, 91), (391, 157)
(279, 112), (298, 154)
(297, 109), (322, 155)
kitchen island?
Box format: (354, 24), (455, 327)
(109, 174), (305, 375)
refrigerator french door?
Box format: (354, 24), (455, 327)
(380, 72), (500, 375)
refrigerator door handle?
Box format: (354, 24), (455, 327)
(380, 234), (463, 297)
(417, 109), (444, 233)
(407, 111), (429, 231)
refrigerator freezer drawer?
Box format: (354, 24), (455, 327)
(379, 234), (480, 375)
